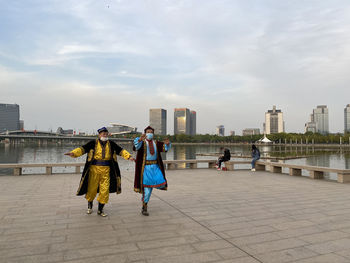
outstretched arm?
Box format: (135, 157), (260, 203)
(120, 149), (135, 161)
(64, 147), (85, 158)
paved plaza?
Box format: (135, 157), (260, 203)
(2, 169), (350, 262)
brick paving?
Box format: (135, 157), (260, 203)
(1, 169), (350, 262)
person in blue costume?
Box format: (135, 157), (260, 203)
(133, 126), (171, 216)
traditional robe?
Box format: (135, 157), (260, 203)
(133, 139), (170, 193)
(73, 139), (131, 196)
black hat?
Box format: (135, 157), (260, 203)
(144, 126), (154, 133)
(97, 127), (108, 134)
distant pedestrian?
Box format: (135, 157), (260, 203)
(216, 148), (231, 170)
(251, 144), (260, 171)
(64, 127), (134, 217)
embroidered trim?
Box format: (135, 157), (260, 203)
(145, 160), (157, 165)
(143, 182), (167, 188)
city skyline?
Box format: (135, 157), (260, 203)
(2, 1), (350, 134)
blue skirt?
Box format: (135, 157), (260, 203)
(143, 164), (166, 188)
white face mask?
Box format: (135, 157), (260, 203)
(100, 136), (108, 142)
(146, 133), (154, 140)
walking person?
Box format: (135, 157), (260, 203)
(251, 144), (260, 171)
(216, 148), (231, 170)
(64, 127), (134, 217)
(133, 126), (171, 216)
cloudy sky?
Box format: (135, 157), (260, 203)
(1, 0), (350, 135)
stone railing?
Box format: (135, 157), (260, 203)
(2, 160), (350, 184)
(255, 160), (350, 183)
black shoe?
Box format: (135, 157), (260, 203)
(141, 202), (149, 216)
(97, 203), (108, 217)
(87, 201), (93, 214)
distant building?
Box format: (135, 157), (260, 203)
(190, 111), (196, 135)
(174, 108), (191, 135)
(242, 128), (260, 136)
(216, 125), (225, 136)
(304, 106), (329, 134)
(345, 104), (350, 133)
(264, 106), (284, 134)
(149, 109), (167, 135)
(304, 114), (316, 133)
(0, 103), (20, 133)
(230, 131), (235, 136)
(56, 127), (74, 135)
(313, 105), (329, 134)
(107, 123), (137, 135)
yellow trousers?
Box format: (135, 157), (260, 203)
(85, 165), (110, 204)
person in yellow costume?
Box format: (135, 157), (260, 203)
(65, 127), (134, 217)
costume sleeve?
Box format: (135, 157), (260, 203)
(133, 137), (143, 151)
(119, 149), (132, 160)
(164, 142), (171, 152)
(70, 147), (85, 158)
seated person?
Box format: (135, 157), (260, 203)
(216, 148), (231, 170)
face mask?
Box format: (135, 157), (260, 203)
(100, 136), (108, 142)
(146, 133), (153, 140)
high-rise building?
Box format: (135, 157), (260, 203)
(216, 125), (225, 136)
(242, 128), (260, 136)
(0, 103), (20, 132)
(174, 108), (191, 135)
(264, 106), (284, 134)
(345, 104), (350, 134)
(305, 113), (316, 133)
(190, 111), (196, 135)
(149, 109), (167, 135)
(313, 105), (329, 134)
(230, 131), (235, 136)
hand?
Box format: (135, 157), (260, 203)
(129, 157), (135, 162)
(139, 134), (146, 141)
(164, 138), (170, 145)
(64, 152), (74, 157)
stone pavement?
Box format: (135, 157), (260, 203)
(2, 169), (350, 263)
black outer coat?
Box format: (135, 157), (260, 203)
(76, 139), (124, 196)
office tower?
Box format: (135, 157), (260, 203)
(149, 109), (167, 135)
(305, 113), (316, 133)
(230, 131), (235, 136)
(345, 104), (350, 133)
(190, 111), (196, 135)
(313, 105), (329, 134)
(174, 108), (191, 135)
(264, 106), (284, 134)
(242, 128), (260, 136)
(0, 103), (20, 132)
(216, 125), (224, 136)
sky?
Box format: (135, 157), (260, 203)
(1, 0), (350, 135)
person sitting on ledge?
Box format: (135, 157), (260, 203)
(64, 127), (134, 217)
(216, 148), (231, 170)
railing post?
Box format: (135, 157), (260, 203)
(309, 170), (324, 179)
(337, 173), (350, 183)
(46, 167), (52, 175)
(13, 167), (22, 176)
(167, 163), (176, 170)
(225, 162), (234, 171)
(189, 163), (197, 169)
(255, 163), (265, 171)
(271, 165), (282, 173)
(289, 168), (302, 176)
